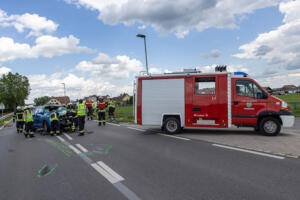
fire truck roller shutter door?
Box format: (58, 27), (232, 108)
(141, 78), (185, 126)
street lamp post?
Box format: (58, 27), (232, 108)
(61, 83), (66, 97)
(136, 34), (149, 74)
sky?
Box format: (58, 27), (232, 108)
(0, 0), (300, 103)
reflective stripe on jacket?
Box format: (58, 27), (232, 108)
(97, 102), (106, 111)
(50, 112), (58, 122)
(16, 112), (24, 121)
(77, 104), (86, 116)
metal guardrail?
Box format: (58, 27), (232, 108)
(0, 113), (13, 121)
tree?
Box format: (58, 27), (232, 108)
(0, 72), (30, 111)
(34, 96), (51, 106)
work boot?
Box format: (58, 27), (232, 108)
(30, 134), (35, 138)
(98, 122), (101, 126)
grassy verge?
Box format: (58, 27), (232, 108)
(0, 115), (14, 127)
(115, 106), (134, 123)
(92, 105), (134, 123)
(275, 93), (300, 116)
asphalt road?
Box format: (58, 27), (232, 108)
(1, 120), (300, 200)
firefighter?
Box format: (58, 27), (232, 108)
(77, 99), (86, 136)
(85, 100), (93, 120)
(15, 106), (25, 133)
(24, 105), (34, 138)
(97, 98), (107, 126)
(108, 99), (116, 121)
(49, 109), (60, 136)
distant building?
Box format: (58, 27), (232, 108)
(47, 96), (70, 105)
(262, 87), (272, 93)
(282, 85), (296, 90)
(112, 93), (131, 102)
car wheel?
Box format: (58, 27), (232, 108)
(259, 117), (281, 136)
(164, 117), (181, 135)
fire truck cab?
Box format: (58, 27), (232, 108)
(134, 68), (295, 136)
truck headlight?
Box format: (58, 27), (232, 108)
(281, 101), (289, 110)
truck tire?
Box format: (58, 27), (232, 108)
(164, 117), (181, 135)
(43, 121), (50, 134)
(259, 117), (281, 136)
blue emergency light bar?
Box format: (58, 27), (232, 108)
(234, 72), (248, 77)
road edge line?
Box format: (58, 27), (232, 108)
(212, 144), (285, 159)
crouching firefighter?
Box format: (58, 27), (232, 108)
(97, 98), (106, 126)
(24, 105), (35, 138)
(15, 106), (25, 133)
(50, 109), (60, 136)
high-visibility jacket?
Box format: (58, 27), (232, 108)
(97, 102), (106, 112)
(50, 112), (59, 122)
(25, 110), (33, 122)
(77, 104), (86, 116)
(108, 101), (115, 108)
(92, 102), (95, 108)
(86, 102), (92, 108)
(16, 111), (25, 122)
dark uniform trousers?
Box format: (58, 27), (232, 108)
(78, 116), (85, 133)
(51, 120), (60, 135)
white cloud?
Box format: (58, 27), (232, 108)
(27, 52), (144, 103)
(234, 0), (300, 70)
(75, 53), (143, 79)
(27, 72), (135, 103)
(0, 66), (11, 75)
(65, 0), (278, 38)
(0, 35), (93, 62)
(0, 9), (58, 37)
(202, 49), (222, 59)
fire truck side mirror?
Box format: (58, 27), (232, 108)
(262, 92), (268, 99)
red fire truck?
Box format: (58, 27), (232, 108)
(134, 67), (295, 136)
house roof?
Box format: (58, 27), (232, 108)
(52, 96), (70, 104)
(282, 85), (296, 89)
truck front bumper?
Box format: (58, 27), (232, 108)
(279, 110), (295, 127)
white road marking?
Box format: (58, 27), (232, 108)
(63, 133), (73, 140)
(107, 122), (121, 126)
(158, 133), (190, 141)
(68, 145), (82, 154)
(212, 144), (285, 160)
(127, 127), (145, 132)
(76, 144), (88, 153)
(56, 135), (65, 143)
(91, 163), (119, 184)
(97, 161), (124, 182)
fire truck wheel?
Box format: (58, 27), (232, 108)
(164, 117), (181, 135)
(260, 117), (281, 136)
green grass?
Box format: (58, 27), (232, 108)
(115, 106), (134, 123)
(93, 105), (134, 123)
(275, 93), (300, 116)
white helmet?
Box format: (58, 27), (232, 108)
(29, 105), (34, 109)
(17, 106), (21, 110)
(24, 106), (28, 110)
